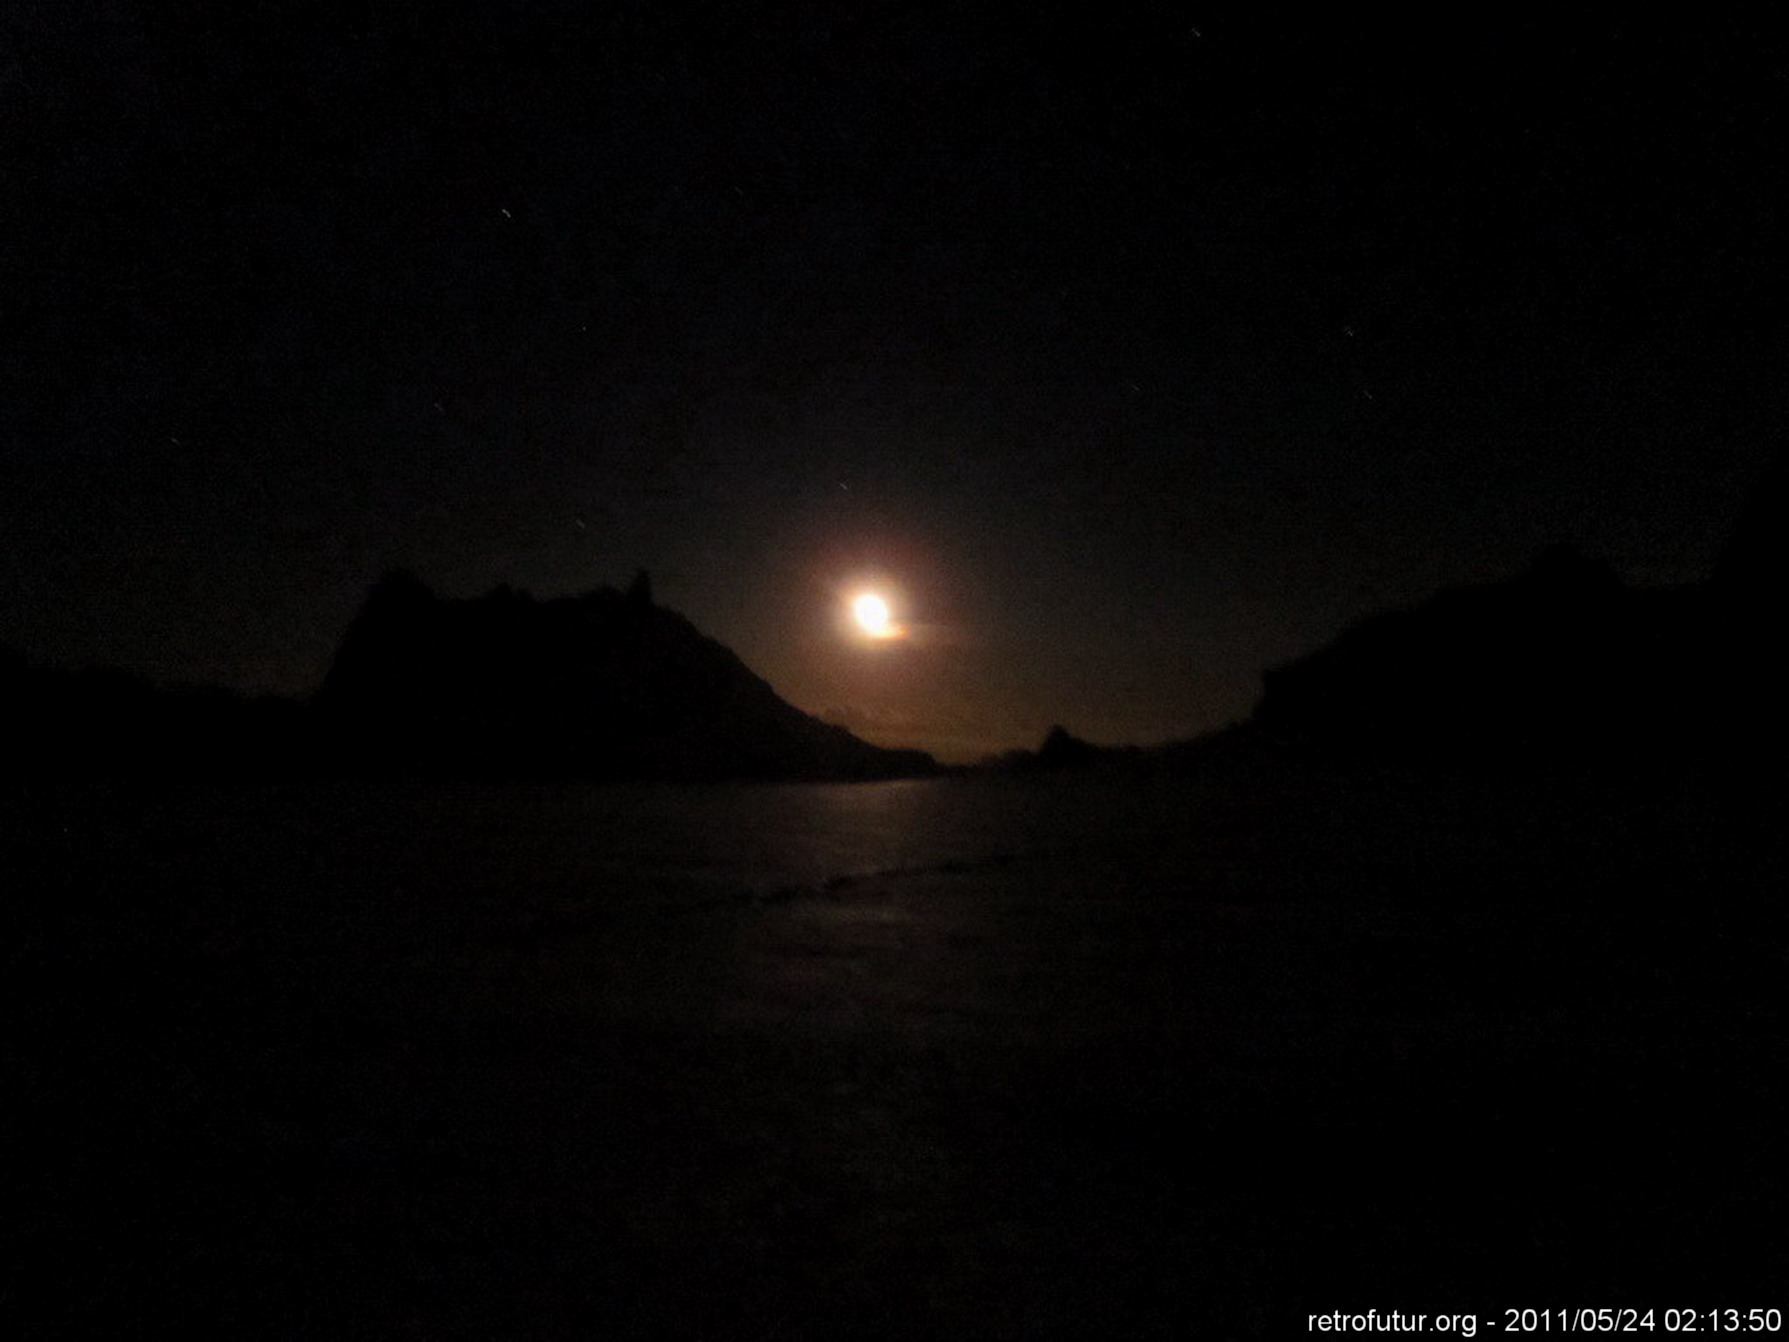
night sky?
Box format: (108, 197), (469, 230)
(4, 7), (1783, 761)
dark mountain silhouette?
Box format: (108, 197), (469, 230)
(981, 724), (1143, 773)
(964, 459), (1788, 781)
(312, 571), (937, 781)
(2, 575), (936, 782)
(1250, 536), (1776, 771)
(1032, 724), (1099, 770)
(1, 644), (310, 778)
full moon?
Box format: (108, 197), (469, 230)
(852, 592), (894, 638)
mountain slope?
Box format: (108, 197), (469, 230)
(314, 572), (936, 782)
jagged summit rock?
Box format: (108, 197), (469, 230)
(314, 573), (936, 782)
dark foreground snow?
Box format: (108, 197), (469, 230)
(6, 769), (1784, 1337)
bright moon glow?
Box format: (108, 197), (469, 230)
(853, 592), (894, 638)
